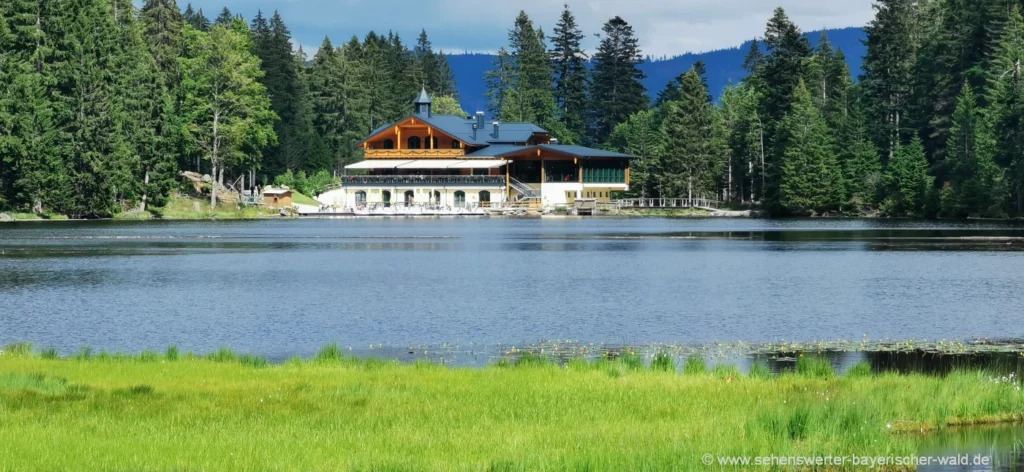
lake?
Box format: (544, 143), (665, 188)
(1, 217), (1023, 360)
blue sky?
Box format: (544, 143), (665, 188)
(178, 0), (874, 58)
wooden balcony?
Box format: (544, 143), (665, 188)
(364, 149), (466, 159)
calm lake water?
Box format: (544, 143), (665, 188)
(1, 217), (1023, 359)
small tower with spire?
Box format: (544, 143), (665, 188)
(413, 86), (432, 118)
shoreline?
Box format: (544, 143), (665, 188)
(1, 343), (1021, 470)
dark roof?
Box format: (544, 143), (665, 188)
(464, 143), (633, 160)
(361, 114), (547, 146)
(535, 144), (632, 159)
(413, 87), (433, 104)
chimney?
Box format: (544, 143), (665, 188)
(475, 112), (485, 132)
(493, 121), (500, 140)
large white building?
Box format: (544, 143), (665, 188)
(318, 88), (632, 210)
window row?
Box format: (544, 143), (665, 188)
(353, 190), (490, 207)
(380, 138), (461, 150)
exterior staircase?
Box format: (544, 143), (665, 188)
(508, 177), (540, 202)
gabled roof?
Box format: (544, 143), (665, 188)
(358, 114), (548, 147)
(464, 144), (633, 160)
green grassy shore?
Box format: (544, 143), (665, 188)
(0, 345), (1022, 471)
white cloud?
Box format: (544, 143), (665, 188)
(185, 0), (874, 57)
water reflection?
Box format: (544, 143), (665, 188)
(919, 425), (1024, 472)
(2, 218), (1024, 355)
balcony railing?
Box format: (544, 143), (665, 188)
(339, 175), (506, 186)
(364, 149), (466, 158)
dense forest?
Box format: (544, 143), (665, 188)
(1, 0), (1022, 218)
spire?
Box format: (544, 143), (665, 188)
(413, 86), (433, 117)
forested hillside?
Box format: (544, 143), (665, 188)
(1, 0), (1021, 218)
(449, 27), (867, 113)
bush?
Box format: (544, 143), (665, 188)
(273, 170), (336, 197)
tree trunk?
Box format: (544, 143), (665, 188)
(211, 111), (219, 208)
(141, 168), (150, 212)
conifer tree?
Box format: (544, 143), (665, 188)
(861, 0), (918, 163)
(434, 52), (458, 98)
(835, 90), (883, 212)
(502, 11), (558, 131)
(588, 16), (647, 144)
(742, 39), (764, 75)
(882, 136), (931, 216)
(608, 109), (663, 198)
(756, 7), (812, 212)
(778, 80), (845, 215)
(214, 7), (233, 27)
(549, 4), (588, 143)
(661, 69), (721, 199)
(485, 47), (513, 120)
(182, 4), (209, 32)
(944, 83), (1004, 217)
(986, 5), (1024, 213)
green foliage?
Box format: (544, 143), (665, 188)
(756, 8), (813, 213)
(273, 170), (335, 196)
(588, 16), (648, 144)
(846, 361), (873, 378)
(314, 343), (345, 363)
(882, 137), (931, 216)
(747, 362), (772, 379)
(943, 83), (1005, 217)
(660, 68), (724, 199)
(778, 81), (845, 215)
(608, 109), (663, 198)
(683, 356), (707, 375)
(549, 4), (589, 144)
(650, 351), (675, 372)
(795, 356), (836, 378)
(165, 345), (180, 361)
(432, 95), (468, 118)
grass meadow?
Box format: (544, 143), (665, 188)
(0, 344), (1021, 471)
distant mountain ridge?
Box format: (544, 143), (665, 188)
(448, 26), (866, 115)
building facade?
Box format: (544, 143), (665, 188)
(318, 88), (632, 210)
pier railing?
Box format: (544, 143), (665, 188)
(612, 198), (721, 209)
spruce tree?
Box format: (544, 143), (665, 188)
(944, 83), (1005, 217)
(861, 0), (918, 163)
(503, 11), (558, 130)
(434, 52), (458, 98)
(883, 136), (931, 216)
(485, 47), (514, 120)
(756, 7), (812, 212)
(836, 90), (883, 212)
(413, 30), (437, 91)
(608, 109), (663, 198)
(805, 31), (852, 131)
(742, 39), (764, 75)
(182, 4), (209, 32)
(214, 7), (233, 27)
(986, 5), (1024, 213)
(660, 69), (721, 199)
(550, 4), (588, 143)
(588, 16), (647, 144)
(778, 80), (845, 215)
